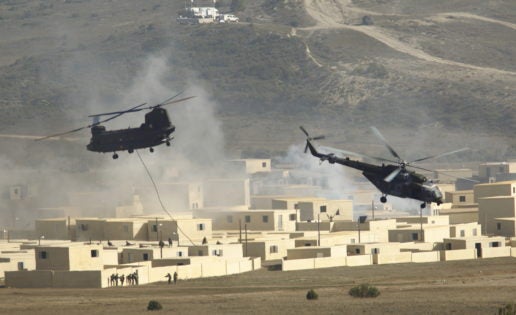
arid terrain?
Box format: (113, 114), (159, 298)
(2, 257), (516, 314)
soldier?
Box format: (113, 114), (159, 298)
(127, 273), (133, 286)
(120, 274), (125, 286)
(165, 273), (172, 284)
(115, 273), (119, 286)
(202, 237), (207, 245)
(134, 271), (139, 285)
(168, 237), (173, 247)
(173, 271), (178, 284)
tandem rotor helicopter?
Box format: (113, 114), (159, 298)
(300, 126), (470, 209)
(36, 93), (195, 159)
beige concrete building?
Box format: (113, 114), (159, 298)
(287, 245), (348, 260)
(443, 236), (507, 258)
(474, 181), (516, 202)
(188, 243), (243, 258)
(103, 219), (148, 241)
(474, 180), (516, 236)
(479, 162), (516, 180)
(120, 246), (189, 263)
(227, 159), (271, 175)
(147, 218), (213, 245)
(35, 218), (74, 240)
(245, 238), (295, 262)
(297, 199), (353, 222)
(445, 190), (476, 207)
(332, 219), (397, 243)
(75, 218), (106, 242)
(196, 209), (297, 232)
(35, 243), (104, 271)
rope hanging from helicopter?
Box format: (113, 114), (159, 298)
(136, 150), (198, 246)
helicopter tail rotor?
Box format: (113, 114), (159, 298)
(299, 126), (325, 153)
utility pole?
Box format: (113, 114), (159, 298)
(155, 217), (159, 241)
(244, 224), (248, 257)
(317, 213), (320, 246)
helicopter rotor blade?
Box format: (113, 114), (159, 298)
(318, 145), (398, 164)
(88, 103), (148, 118)
(409, 148), (470, 163)
(299, 126), (325, 142)
(371, 126), (402, 161)
(35, 126), (89, 141)
(299, 126), (310, 137)
(384, 167), (402, 182)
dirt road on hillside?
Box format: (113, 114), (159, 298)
(302, 0), (516, 76)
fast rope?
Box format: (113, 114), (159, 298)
(136, 150), (197, 246)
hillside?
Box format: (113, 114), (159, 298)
(0, 0), (514, 166)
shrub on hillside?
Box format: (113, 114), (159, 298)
(349, 284), (380, 298)
(306, 289), (318, 300)
(147, 300), (163, 311)
(498, 303), (516, 315)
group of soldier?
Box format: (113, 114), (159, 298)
(108, 271), (139, 287)
(165, 271), (178, 285)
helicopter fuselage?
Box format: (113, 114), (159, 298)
(306, 140), (443, 205)
(86, 107), (175, 154)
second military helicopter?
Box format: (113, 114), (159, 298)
(300, 126), (469, 208)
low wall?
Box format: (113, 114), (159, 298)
(440, 249), (476, 261)
(411, 251), (440, 263)
(481, 247), (511, 258)
(511, 247), (516, 257)
(373, 252), (412, 265)
(5, 270), (53, 288)
(345, 255), (373, 267)
(282, 258), (314, 271)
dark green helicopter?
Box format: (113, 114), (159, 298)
(300, 126), (469, 208)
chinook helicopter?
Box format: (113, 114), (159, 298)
(37, 94), (194, 159)
(300, 126), (469, 208)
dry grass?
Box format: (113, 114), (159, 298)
(1, 257), (516, 314)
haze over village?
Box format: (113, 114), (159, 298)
(0, 0), (515, 314)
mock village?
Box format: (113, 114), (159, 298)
(1, 157), (515, 289)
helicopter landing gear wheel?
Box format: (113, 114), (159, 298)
(380, 196), (387, 203)
(420, 203), (426, 209)
(112, 153), (119, 159)
(149, 147), (154, 153)
(166, 141), (170, 147)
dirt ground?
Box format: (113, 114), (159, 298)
(1, 257), (516, 314)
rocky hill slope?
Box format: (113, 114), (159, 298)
(0, 0), (514, 165)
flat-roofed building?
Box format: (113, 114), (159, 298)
(120, 246), (189, 263)
(287, 245), (347, 260)
(75, 218), (105, 242)
(474, 181), (516, 202)
(35, 243), (104, 271)
(478, 196), (516, 236)
(450, 222), (481, 238)
(438, 207), (478, 224)
(35, 218), (75, 240)
(443, 236), (507, 258)
(227, 159), (271, 175)
(445, 190), (476, 207)
(103, 218), (148, 241)
(479, 162), (516, 181)
(196, 209), (297, 232)
(297, 199), (353, 221)
(389, 224), (450, 243)
(332, 219), (397, 243)
(188, 243), (243, 258)
(147, 218), (212, 245)
(245, 239), (295, 261)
